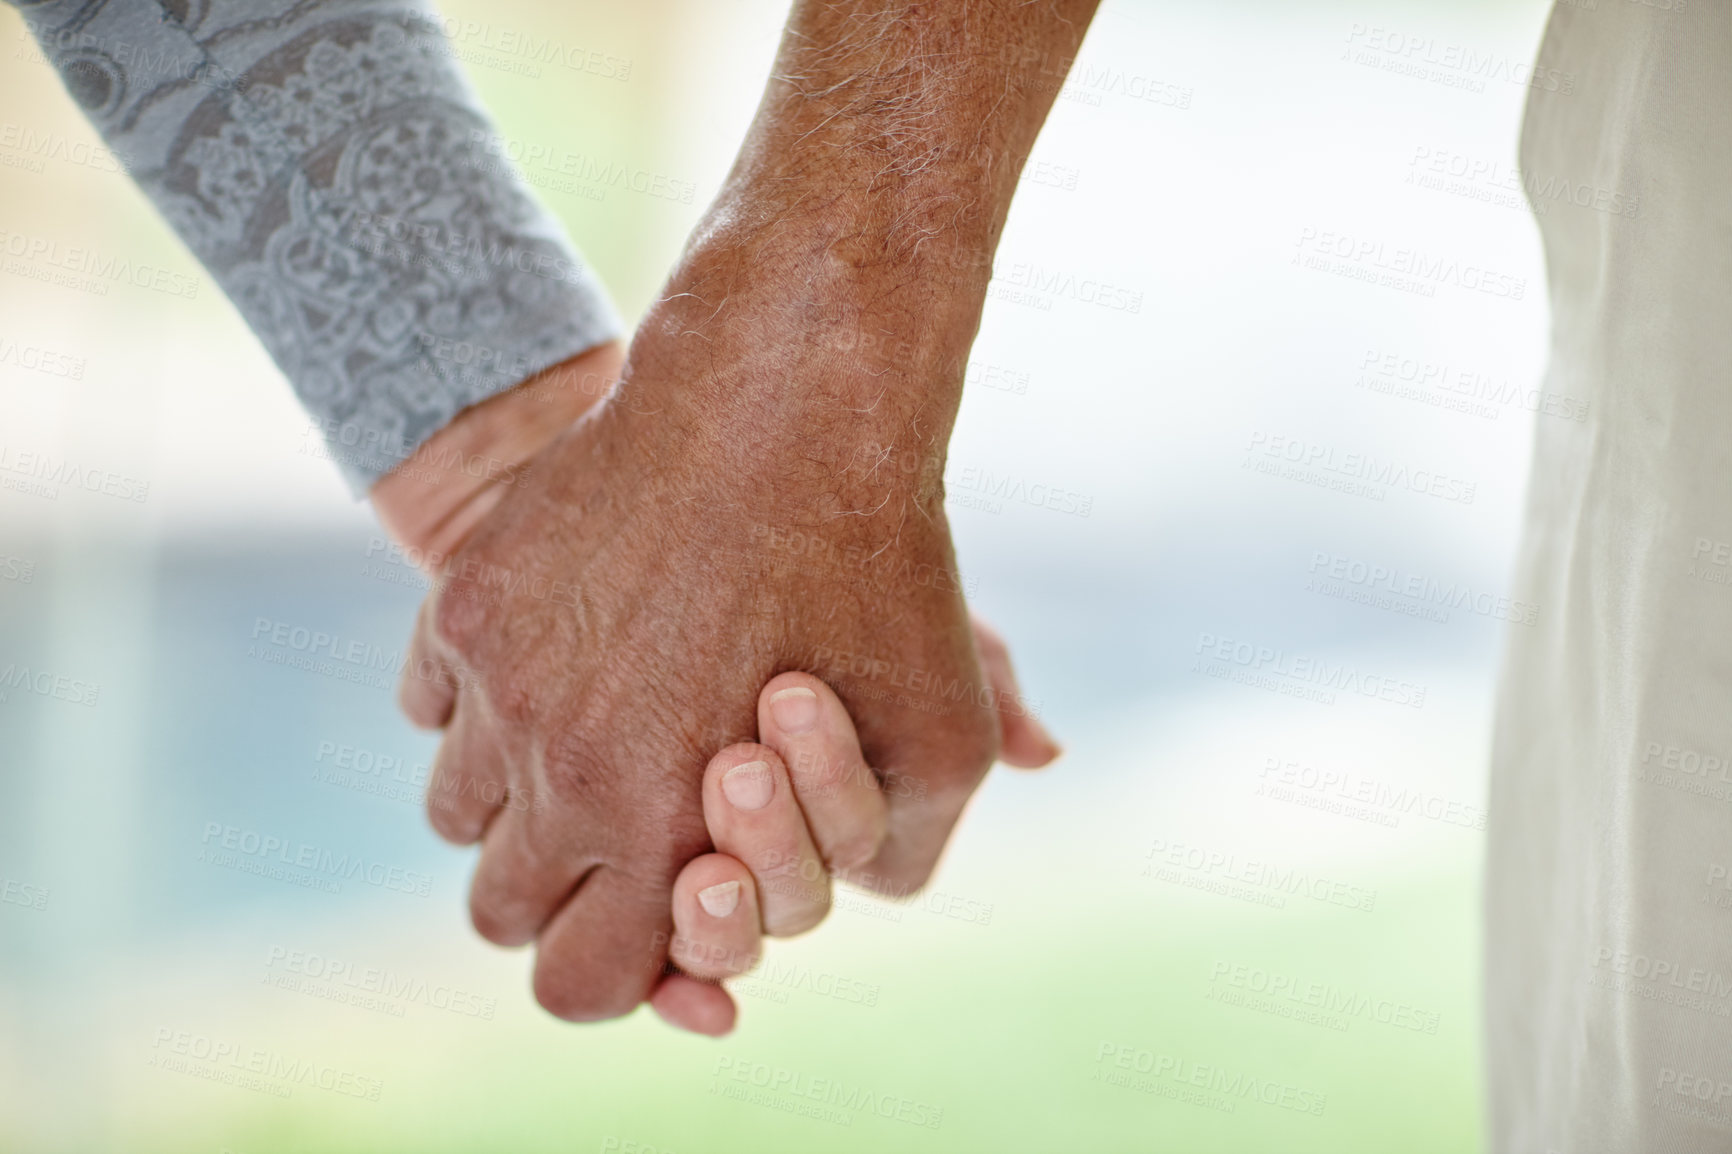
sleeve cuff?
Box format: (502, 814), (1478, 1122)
(14, 0), (623, 495)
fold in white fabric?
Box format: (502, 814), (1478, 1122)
(1488, 2), (1732, 1150)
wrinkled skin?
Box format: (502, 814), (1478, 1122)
(394, 0), (1103, 1023)
(401, 237), (1006, 1021)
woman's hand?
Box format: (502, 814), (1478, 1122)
(651, 617), (1059, 1036)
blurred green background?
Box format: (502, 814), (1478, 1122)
(0, 0), (1558, 1149)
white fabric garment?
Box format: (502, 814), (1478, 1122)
(1486, 1), (1732, 1150)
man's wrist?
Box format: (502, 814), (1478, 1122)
(716, 1), (1098, 273)
(637, 0), (1098, 448)
(625, 221), (966, 477)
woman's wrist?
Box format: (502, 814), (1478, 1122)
(370, 340), (626, 564)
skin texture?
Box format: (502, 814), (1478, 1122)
(399, 342), (1015, 1021)
(375, 0), (1099, 1021)
(654, 661), (1056, 1037)
(372, 341), (625, 560)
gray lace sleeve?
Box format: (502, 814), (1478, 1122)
(10, 0), (622, 493)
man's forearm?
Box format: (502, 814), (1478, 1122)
(630, 0), (1100, 502)
(728, 0), (1100, 277)
(384, 1), (1099, 552)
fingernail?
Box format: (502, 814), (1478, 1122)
(697, 881), (741, 918)
(768, 686), (820, 734)
(721, 760), (774, 810)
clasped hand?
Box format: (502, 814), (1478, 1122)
(393, 233), (1056, 1031)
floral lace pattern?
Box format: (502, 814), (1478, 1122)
(12, 0), (619, 491)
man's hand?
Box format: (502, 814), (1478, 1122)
(398, 283), (1037, 1017)
(383, 0), (1097, 1019)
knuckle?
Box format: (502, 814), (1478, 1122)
(517, 821), (585, 879)
(488, 665), (538, 729)
(671, 932), (758, 977)
(974, 625), (1008, 663)
(881, 861), (936, 898)
(531, 961), (639, 1022)
(426, 794), (481, 844)
(824, 826), (884, 875)
(958, 711), (1000, 777)
(708, 742), (773, 780)
(402, 659), (460, 722)
(756, 849), (829, 907)
(469, 873), (553, 949)
(793, 748), (857, 798)
(763, 670), (820, 700)
(901, 867), (937, 896)
(468, 896), (527, 948)
(768, 903), (827, 938)
(430, 577), (487, 654)
(658, 809), (714, 873)
(540, 741), (616, 815)
(919, 715), (998, 798)
(843, 858), (931, 901)
(397, 688), (439, 730)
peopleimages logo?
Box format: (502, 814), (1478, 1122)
(1657, 1066), (1732, 1128)
(198, 821), (434, 898)
(1144, 838), (1379, 912)
(1294, 227), (1526, 301)
(1245, 430), (1477, 506)
(1258, 756), (1486, 831)
(1207, 960), (1442, 1034)
(343, 209), (592, 287)
(0, 227), (200, 298)
(1, 876), (50, 911)
(263, 945), (497, 1020)
(0, 443), (150, 503)
(1407, 146), (1641, 220)
(1357, 347), (1589, 423)
(413, 17), (633, 79)
(710, 1057), (944, 1129)
(1092, 1042), (1328, 1116)
(0, 122), (125, 176)
(1592, 946), (1732, 999)
(994, 260), (1144, 313)
(1343, 23), (1574, 95)
(149, 1027), (383, 1101)
(250, 618), (412, 675)
(0, 663), (100, 707)
(1194, 629), (1427, 709)
(24, 29), (246, 94)
(948, 463), (1094, 517)
(466, 132), (696, 204)
(1307, 550), (1538, 626)
(0, 334), (86, 380)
